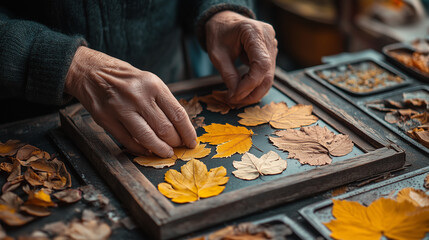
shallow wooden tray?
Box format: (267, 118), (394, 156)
(299, 166), (429, 240)
(60, 67), (405, 239)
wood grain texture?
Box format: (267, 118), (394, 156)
(60, 70), (405, 240)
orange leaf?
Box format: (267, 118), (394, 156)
(198, 123), (253, 158)
(0, 140), (24, 157)
(396, 187), (429, 207)
(238, 102), (318, 129)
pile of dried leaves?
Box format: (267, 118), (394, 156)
(389, 39), (429, 75)
(325, 178), (429, 240)
(316, 62), (404, 93)
(0, 140), (112, 239)
(367, 91), (429, 148)
(133, 93), (354, 203)
(191, 221), (293, 240)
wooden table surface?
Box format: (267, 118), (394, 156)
(1, 49), (428, 239)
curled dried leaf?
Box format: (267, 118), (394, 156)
(16, 144), (42, 162)
(24, 168), (44, 186)
(0, 162), (13, 173)
(0, 204), (33, 226)
(199, 91), (238, 114)
(0, 140), (24, 157)
(7, 159), (21, 182)
(53, 189), (82, 204)
(25, 189), (57, 208)
(20, 205), (51, 217)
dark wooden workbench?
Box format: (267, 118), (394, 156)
(1, 49), (427, 239)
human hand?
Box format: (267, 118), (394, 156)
(64, 47), (197, 157)
(206, 11), (278, 105)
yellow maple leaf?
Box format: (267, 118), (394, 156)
(238, 102), (318, 129)
(158, 159), (229, 203)
(198, 123), (253, 158)
(324, 198), (429, 240)
(134, 143), (211, 168)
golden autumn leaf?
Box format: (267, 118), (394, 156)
(238, 102), (318, 129)
(198, 91), (237, 115)
(269, 125), (353, 165)
(396, 188), (429, 207)
(324, 198), (429, 240)
(232, 151), (287, 180)
(158, 159), (228, 203)
(198, 123), (254, 158)
(134, 143), (211, 168)
(25, 189), (57, 208)
(179, 96), (203, 119)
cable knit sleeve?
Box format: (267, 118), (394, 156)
(0, 11), (87, 105)
(193, 0), (255, 50)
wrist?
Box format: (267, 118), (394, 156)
(64, 46), (87, 96)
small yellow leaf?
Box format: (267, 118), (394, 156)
(134, 143), (211, 168)
(158, 159), (228, 203)
(25, 189), (57, 207)
(238, 102), (318, 129)
(198, 123), (253, 158)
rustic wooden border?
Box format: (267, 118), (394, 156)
(60, 68), (405, 239)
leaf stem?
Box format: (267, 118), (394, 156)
(252, 144), (263, 152)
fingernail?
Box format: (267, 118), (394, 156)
(188, 139), (197, 148)
(167, 148), (174, 158)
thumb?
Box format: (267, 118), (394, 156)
(209, 50), (240, 99)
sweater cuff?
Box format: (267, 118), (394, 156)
(195, 1), (255, 51)
(27, 31), (87, 105)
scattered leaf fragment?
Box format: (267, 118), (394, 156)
(134, 142), (211, 168)
(192, 116), (206, 129)
(20, 205), (51, 217)
(158, 159), (228, 203)
(269, 125), (354, 166)
(198, 123), (254, 158)
(396, 187), (429, 207)
(238, 102), (318, 129)
(0, 140), (24, 157)
(0, 204), (34, 226)
(25, 189), (57, 207)
(331, 186), (348, 197)
(198, 91), (237, 114)
(179, 96), (203, 119)
(324, 198), (429, 240)
(0, 162), (13, 173)
(67, 219), (112, 240)
(53, 189), (82, 204)
(232, 151), (287, 180)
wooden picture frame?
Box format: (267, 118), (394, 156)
(60, 67), (405, 239)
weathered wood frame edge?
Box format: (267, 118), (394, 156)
(59, 68), (405, 239)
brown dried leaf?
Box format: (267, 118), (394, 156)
(2, 181), (21, 193)
(192, 116), (206, 129)
(206, 223), (273, 240)
(29, 158), (57, 172)
(269, 125), (354, 166)
(407, 126), (429, 148)
(179, 96), (203, 119)
(16, 144), (42, 162)
(332, 186), (348, 197)
(412, 112), (429, 125)
(42, 221), (68, 236)
(24, 168), (44, 186)
(0, 162), (13, 173)
(199, 91), (238, 114)
(0, 204), (33, 226)
(7, 159), (22, 182)
(0, 140), (24, 157)
(396, 187), (429, 207)
(53, 189), (82, 204)
(20, 205), (51, 217)
(0, 192), (24, 209)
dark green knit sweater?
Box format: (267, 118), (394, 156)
(0, 0), (254, 107)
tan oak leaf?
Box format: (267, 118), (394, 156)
(232, 151), (287, 180)
(179, 96), (203, 119)
(238, 102), (318, 129)
(269, 125), (353, 165)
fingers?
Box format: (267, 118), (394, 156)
(118, 111), (174, 158)
(236, 76), (273, 107)
(209, 49), (240, 99)
(156, 90), (197, 149)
